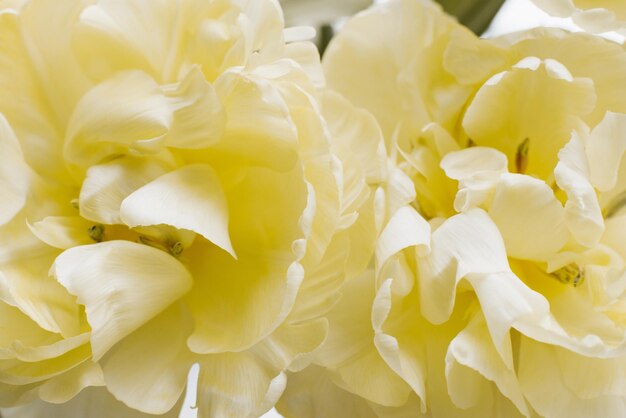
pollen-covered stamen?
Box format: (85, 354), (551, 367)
(550, 263), (584, 287)
(71, 198), (79, 209)
(170, 241), (184, 257)
(139, 235), (185, 257)
(88, 224), (105, 242)
(603, 190), (626, 219)
(515, 138), (530, 173)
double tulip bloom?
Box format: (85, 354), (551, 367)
(1, 0), (625, 417)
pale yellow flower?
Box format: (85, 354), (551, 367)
(530, 0), (626, 33)
(312, 0), (626, 417)
(0, 0), (386, 416)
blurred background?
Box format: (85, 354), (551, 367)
(179, 0), (621, 417)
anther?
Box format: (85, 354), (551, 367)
(170, 241), (184, 257)
(550, 263), (584, 287)
(88, 224), (105, 242)
(515, 138), (530, 173)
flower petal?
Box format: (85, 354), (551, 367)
(101, 304), (194, 414)
(162, 66), (225, 149)
(2, 386), (182, 418)
(446, 312), (529, 416)
(64, 70), (171, 170)
(211, 69), (298, 171)
(195, 353), (286, 418)
(488, 173), (569, 260)
(120, 164), (235, 257)
(463, 57), (596, 179)
(555, 132), (604, 247)
(0, 114), (30, 226)
(185, 166), (307, 353)
(79, 156), (170, 225)
(52, 241), (193, 360)
(519, 339), (626, 418)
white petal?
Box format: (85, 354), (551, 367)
(2, 386), (182, 418)
(162, 66), (225, 149)
(376, 206), (431, 271)
(488, 173), (569, 260)
(446, 313), (529, 416)
(65, 70), (171, 170)
(555, 132), (604, 247)
(121, 164), (235, 257)
(519, 339), (626, 418)
(28, 216), (94, 250)
(52, 241), (193, 360)
(212, 70), (298, 171)
(586, 111), (626, 192)
(195, 353), (286, 418)
(418, 209), (510, 325)
(38, 361), (104, 404)
(102, 305), (194, 414)
(0, 114), (30, 226)
(79, 156), (170, 225)
(441, 147), (508, 181)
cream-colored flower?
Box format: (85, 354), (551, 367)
(316, 0), (626, 417)
(530, 0), (626, 33)
(0, 0), (385, 416)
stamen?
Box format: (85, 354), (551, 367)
(170, 241), (184, 257)
(515, 138), (530, 173)
(71, 198), (79, 209)
(550, 263), (584, 287)
(88, 224), (105, 242)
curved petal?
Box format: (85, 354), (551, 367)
(162, 66), (225, 149)
(79, 156), (171, 225)
(64, 70), (171, 170)
(120, 164), (235, 257)
(52, 241), (193, 360)
(185, 165), (307, 353)
(463, 57), (596, 179)
(101, 304), (194, 415)
(37, 360), (104, 404)
(0, 114), (30, 226)
(315, 272), (412, 407)
(586, 112), (626, 193)
(210, 69), (299, 171)
(28, 216), (94, 250)
(323, 0), (468, 148)
(195, 353), (286, 418)
(555, 132), (604, 247)
(1, 251), (82, 337)
(488, 173), (569, 260)
(2, 386), (183, 418)
(446, 312), (529, 416)
(519, 339), (626, 418)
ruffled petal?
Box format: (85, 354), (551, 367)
(2, 386), (182, 418)
(185, 166), (307, 353)
(101, 304), (194, 414)
(52, 241), (193, 360)
(488, 173), (569, 260)
(64, 70), (171, 170)
(463, 57), (596, 179)
(120, 164), (234, 256)
(80, 156), (171, 225)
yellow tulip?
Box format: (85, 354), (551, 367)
(0, 0), (389, 416)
